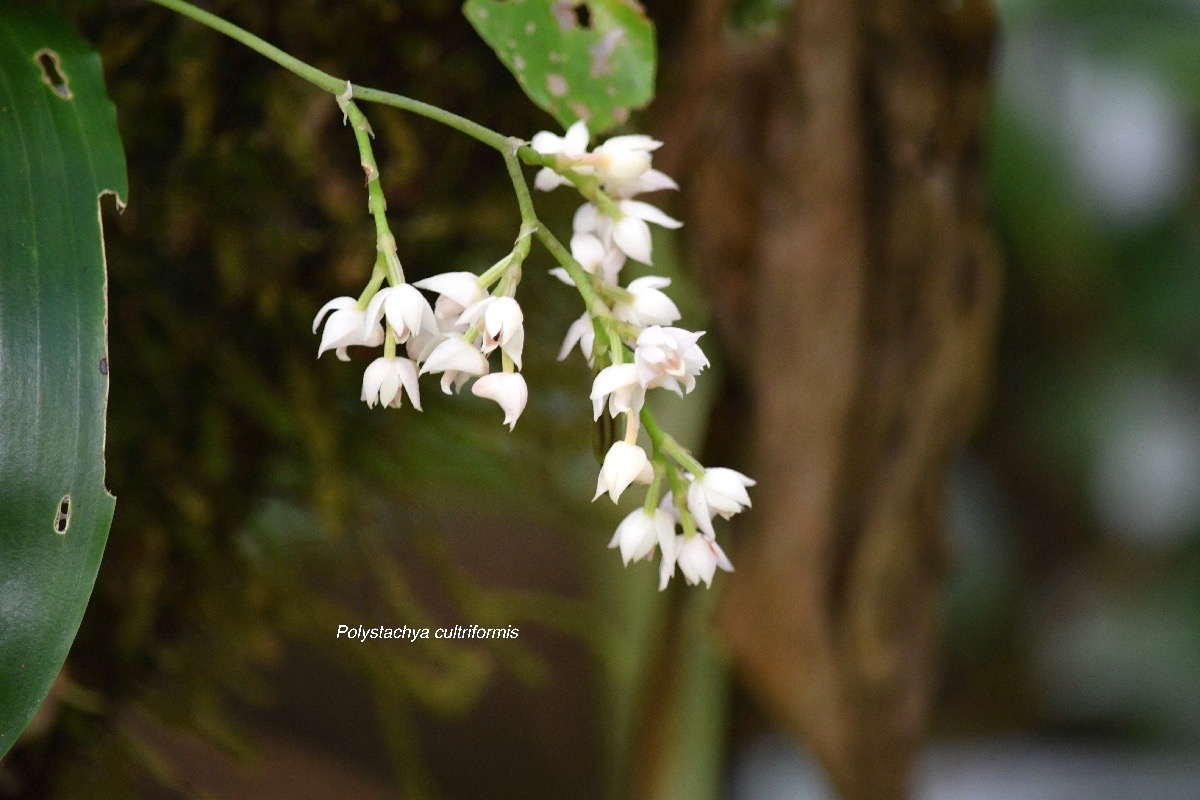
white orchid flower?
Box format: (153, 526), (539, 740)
(633, 326), (709, 394)
(531, 120), (591, 191)
(608, 508), (676, 565)
(670, 534), (734, 589)
(458, 296), (525, 369)
(594, 441), (652, 503)
(314, 296), (384, 361)
(364, 283), (438, 344)
(686, 468), (757, 537)
(361, 356), (422, 410)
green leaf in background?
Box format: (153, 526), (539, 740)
(0, 4), (127, 757)
(464, 0), (656, 135)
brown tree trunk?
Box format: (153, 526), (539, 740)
(661, 1), (1001, 798)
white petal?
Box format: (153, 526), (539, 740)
(501, 324), (524, 370)
(558, 314), (594, 362)
(456, 296), (494, 329)
(570, 233), (608, 271)
(593, 441), (648, 503)
(385, 284), (435, 340)
(361, 357), (390, 407)
(613, 216), (653, 264)
(600, 134), (661, 153)
(363, 289), (390, 336)
(627, 276), (671, 292)
(484, 297), (523, 343)
(590, 364), (640, 420)
(687, 479), (716, 538)
(659, 534), (683, 591)
(612, 509), (657, 565)
(313, 296), (355, 334)
(711, 539), (735, 573)
(412, 272), (484, 310)
(630, 169), (679, 194)
(619, 199), (683, 229)
(535, 168), (569, 192)
(573, 203), (602, 236)
(419, 336), (488, 376)
(530, 130), (565, 154)
(395, 358), (422, 411)
(563, 119), (590, 153)
(471, 372), (528, 430)
(406, 326), (442, 363)
(318, 307), (368, 358)
(548, 267), (574, 286)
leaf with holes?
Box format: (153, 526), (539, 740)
(0, 6), (126, 757)
(464, 0), (656, 135)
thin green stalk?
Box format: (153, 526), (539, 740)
(532, 225), (612, 324)
(352, 85), (511, 152)
(641, 408), (706, 478)
(344, 100), (403, 285)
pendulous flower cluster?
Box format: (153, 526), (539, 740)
(313, 258), (530, 430)
(531, 120), (755, 590)
(314, 112), (753, 591)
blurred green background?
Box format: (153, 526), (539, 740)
(3, 0), (1199, 798)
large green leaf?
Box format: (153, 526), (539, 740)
(464, 0), (656, 135)
(0, 5), (126, 757)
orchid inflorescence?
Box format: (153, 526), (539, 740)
(313, 108), (754, 590)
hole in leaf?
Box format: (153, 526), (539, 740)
(55, 495), (71, 534)
(573, 4), (592, 28)
(35, 50), (72, 99)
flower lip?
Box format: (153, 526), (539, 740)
(471, 372), (528, 431)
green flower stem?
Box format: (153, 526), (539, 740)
(562, 171), (623, 218)
(664, 464), (698, 537)
(503, 148), (539, 233)
(344, 100), (404, 285)
(384, 328), (397, 359)
(641, 407), (706, 478)
(607, 328), (625, 364)
(350, 85), (511, 153)
(356, 261), (388, 307)
(531, 222), (612, 325)
(642, 463), (665, 516)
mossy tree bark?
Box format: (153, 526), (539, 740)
(660, 1), (1001, 797)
